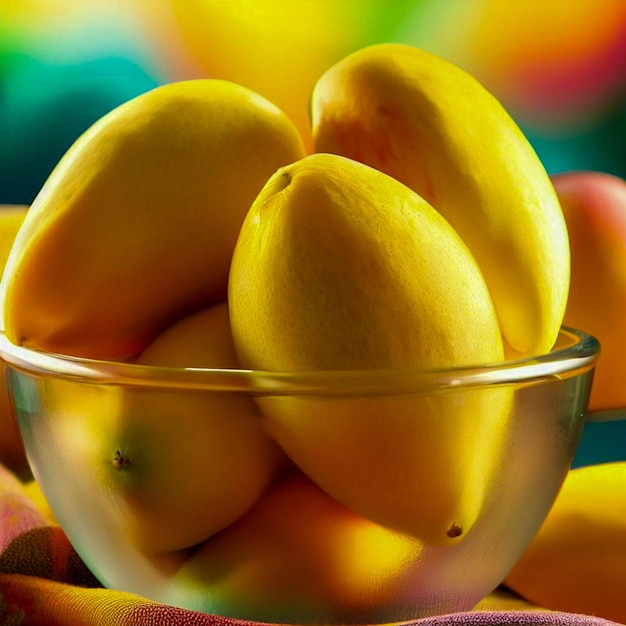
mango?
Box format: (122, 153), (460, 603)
(0, 79), (305, 360)
(504, 462), (626, 623)
(59, 303), (286, 555)
(310, 42), (569, 357)
(229, 152), (510, 545)
(0, 205), (29, 472)
(552, 171), (626, 411)
(167, 470), (423, 623)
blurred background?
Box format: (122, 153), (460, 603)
(1, 0), (624, 205)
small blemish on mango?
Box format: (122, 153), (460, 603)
(113, 449), (131, 471)
(447, 522), (463, 539)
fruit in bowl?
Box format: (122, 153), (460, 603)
(0, 43), (598, 624)
(55, 303), (288, 557)
(229, 152), (510, 546)
(0, 327), (598, 623)
(310, 43), (569, 358)
(0, 79), (306, 360)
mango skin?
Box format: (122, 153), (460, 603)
(552, 171), (626, 411)
(1, 79), (305, 360)
(0, 205), (29, 472)
(168, 471), (423, 624)
(504, 462), (626, 623)
(58, 303), (286, 555)
(229, 152), (510, 545)
(311, 42), (569, 356)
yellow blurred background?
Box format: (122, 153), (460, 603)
(1, 0), (625, 204)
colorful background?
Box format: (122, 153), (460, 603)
(1, 0), (625, 205)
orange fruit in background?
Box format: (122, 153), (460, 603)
(553, 171), (626, 411)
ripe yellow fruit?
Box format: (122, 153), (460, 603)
(229, 152), (510, 545)
(168, 471), (423, 624)
(311, 43), (569, 357)
(1, 79), (305, 360)
(57, 303), (286, 555)
(504, 462), (626, 623)
(0, 205), (29, 471)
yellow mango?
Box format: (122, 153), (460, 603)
(0, 205), (29, 472)
(1, 80), (305, 360)
(229, 153), (510, 545)
(311, 43), (569, 356)
(168, 471), (423, 623)
(59, 303), (286, 555)
(504, 462), (626, 623)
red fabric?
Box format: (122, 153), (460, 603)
(0, 464), (623, 626)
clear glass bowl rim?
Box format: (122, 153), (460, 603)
(0, 327), (599, 397)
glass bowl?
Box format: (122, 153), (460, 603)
(0, 327), (598, 625)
